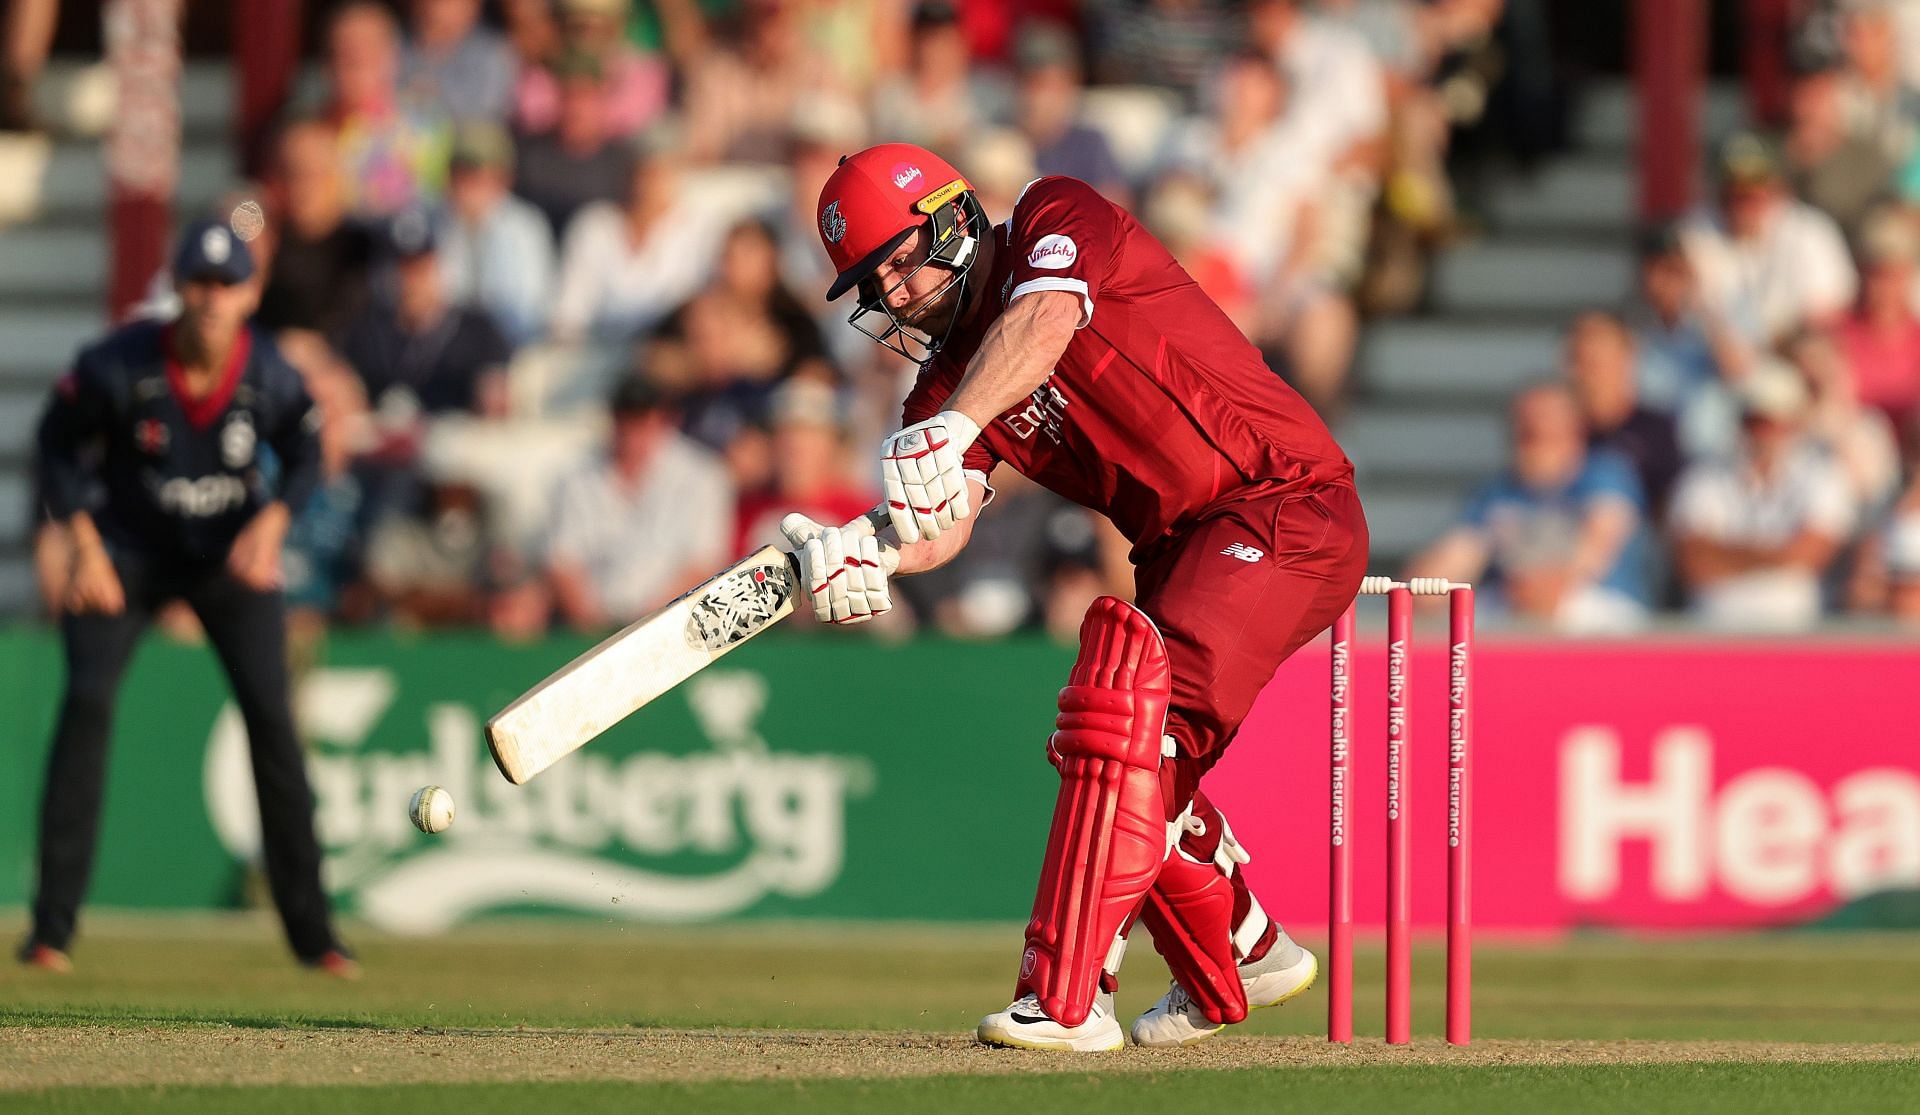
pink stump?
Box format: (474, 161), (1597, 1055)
(1446, 588), (1474, 1046)
(1385, 587), (1412, 1045)
(1328, 605), (1354, 1044)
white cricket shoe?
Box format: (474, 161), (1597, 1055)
(977, 990), (1125, 1052)
(1130, 943), (1319, 1048)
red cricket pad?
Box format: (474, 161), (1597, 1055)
(1139, 797), (1254, 1025)
(1016, 596), (1172, 1027)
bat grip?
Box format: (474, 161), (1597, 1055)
(863, 504), (891, 532)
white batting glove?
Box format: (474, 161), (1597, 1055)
(880, 410), (980, 544)
(781, 513), (895, 625)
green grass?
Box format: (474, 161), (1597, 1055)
(10, 1063), (1920, 1115)
(4, 916), (1918, 1111)
(4, 917), (1918, 1041)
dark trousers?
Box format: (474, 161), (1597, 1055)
(30, 556), (337, 960)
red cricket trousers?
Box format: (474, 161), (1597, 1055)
(1133, 479), (1369, 813)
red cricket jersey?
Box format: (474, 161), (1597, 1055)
(902, 176), (1354, 557)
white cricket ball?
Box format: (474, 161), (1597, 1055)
(408, 785), (456, 834)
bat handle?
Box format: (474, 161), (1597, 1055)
(863, 504), (891, 532)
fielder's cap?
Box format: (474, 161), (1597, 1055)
(384, 208), (439, 258)
(450, 120), (515, 171)
(1738, 358), (1811, 420)
(172, 218), (256, 284)
(609, 374), (667, 415)
(816, 142), (973, 301)
(1719, 131), (1785, 187)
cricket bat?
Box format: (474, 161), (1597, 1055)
(485, 507), (891, 784)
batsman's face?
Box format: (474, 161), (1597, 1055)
(864, 225), (963, 334)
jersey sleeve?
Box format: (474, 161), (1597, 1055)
(262, 347), (323, 515)
(35, 343), (116, 520)
(1004, 176), (1122, 328)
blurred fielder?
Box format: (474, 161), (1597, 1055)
(22, 218), (355, 978)
(787, 144), (1368, 1049)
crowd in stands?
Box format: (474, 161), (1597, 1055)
(1410, 0), (1920, 633)
(88, 0), (1502, 644)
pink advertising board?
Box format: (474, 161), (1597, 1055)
(1209, 638), (1920, 932)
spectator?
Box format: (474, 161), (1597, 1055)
(515, 0), (670, 139)
(512, 51), (636, 238)
(401, 0), (517, 124)
(1564, 312), (1683, 515)
(1848, 470), (1920, 624)
(1837, 0), (1920, 164)
(1669, 359), (1858, 631)
(337, 209), (513, 535)
(340, 210), (513, 424)
(537, 377), (735, 631)
(0, 0), (54, 132)
(321, 1), (452, 218)
(274, 331), (371, 639)
(1087, 0), (1238, 106)
(779, 101), (871, 316)
(733, 378), (873, 554)
(649, 218), (830, 453)
(1249, 0), (1387, 165)
(684, 0), (845, 164)
(501, 0), (562, 76)
(256, 120), (377, 339)
(549, 134), (724, 343)
(1012, 21), (1129, 203)
(1680, 133), (1857, 348)
(1166, 49), (1354, 414)
(439, 120), (556, 346)
(1625, 222), (1741, 422)
(361, 480), (496, 627)
(1784, 327), (1902, 511)
(870, 1), (1013, 156)
(1408, 384), (1651, 633)
(1837, 208), (1920, 436)
(1782, 54), (1896, 239)
(960, 128), (1040, 219)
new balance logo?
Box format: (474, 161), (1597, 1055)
(1221, 543), (1264, 562)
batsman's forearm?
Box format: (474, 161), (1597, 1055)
(943, 290), (1080, 429)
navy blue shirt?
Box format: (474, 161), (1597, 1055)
(37, 320), (321, 567)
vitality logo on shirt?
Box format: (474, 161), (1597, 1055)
(1027, 234), (1078, 270)
(1220, 542), (1265, 563)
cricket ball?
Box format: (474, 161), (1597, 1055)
(408, 785), (456, 834)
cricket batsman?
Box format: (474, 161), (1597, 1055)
(783, 144), (1368, 1050)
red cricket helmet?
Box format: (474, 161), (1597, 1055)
(815, 143), (990, 361)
